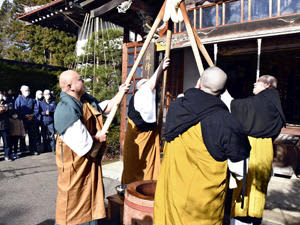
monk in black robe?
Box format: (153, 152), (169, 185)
(154, 66), (251, 225)
(221, 75), (286, 225)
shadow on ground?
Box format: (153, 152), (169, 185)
(265, 178), (300, 212)
(36, 219), (55, 225)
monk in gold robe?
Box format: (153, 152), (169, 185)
(221, 75), (286, 225)
(154, 67), (251, 225)
(121, 58), (170, 185)
(54, 70), (128, 225)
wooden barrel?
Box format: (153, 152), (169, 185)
(274, 134), (299, 170)
(123, 180), (156, 225)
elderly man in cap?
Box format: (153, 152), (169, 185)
(34, 90), (43, 147)
(121, 58), (170, 185)
(35, 89), (57, 153)
(221, 75), (286, 225)
(15, 85), (39, 155)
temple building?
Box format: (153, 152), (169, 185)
(19, 0), (300, 176)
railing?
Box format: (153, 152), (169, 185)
(173, 0), (300, 33)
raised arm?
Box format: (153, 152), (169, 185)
(102, 84), (130, 115)
(147, 58), (170, 91)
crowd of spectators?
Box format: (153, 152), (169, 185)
(0, 85), (56, 161)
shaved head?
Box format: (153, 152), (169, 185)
(59, 70), (85, 100)
(59, 70), (78, 91)
(197, 66), (227, 96)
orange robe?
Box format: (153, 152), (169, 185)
(55, 102), (106, 225)
(121, 118), (160, 184)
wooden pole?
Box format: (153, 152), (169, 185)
(192, 28), (214, 67)
(100, 1), (166, 134)
(179, 1), (204, 75)
(158, 20), (173, 131)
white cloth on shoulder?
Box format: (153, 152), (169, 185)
(134, 84), (156, 123)
(60, 119), (93, 157)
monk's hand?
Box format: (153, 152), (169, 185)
(94, 130), (108, 142)
(162, 58), (170, 71)
(119, 83), (130, 94)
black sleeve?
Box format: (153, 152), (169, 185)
(231, 98), (256, 135)
(202, 111), (251, 162)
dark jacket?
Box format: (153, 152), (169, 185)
(164, 88), (251, 162)
(34, 99), (43, 122)
(0, 102), (9, 131)
(37, 99), (57, 123)
(231, 88), (286, 139)
(6, 95), (15, 111)
(14, 95), (35, 120)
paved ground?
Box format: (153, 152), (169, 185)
(0, 151), (299, 225)
(263, 176), (300, 225)
(0, 152), (121, 225)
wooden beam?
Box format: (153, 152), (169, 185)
(120, 42), (129, 153)
(193, 28), (214, 67)
(91, 0), (124, 18)
(180, 1), (204, 75)
(80, 0), (96, 8)
(158, 20), (173, 132)
(59, 11), (81, 28)
(241, 0), (244, 22)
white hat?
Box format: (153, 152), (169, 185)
(36, 90), (42, 95)
(36, 90), (43, 99)
(20, 85), (29, 92)
(43, 89), (50, 95)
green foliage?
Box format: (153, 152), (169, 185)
(0, 0), (76, 67)
(75, 28), (124, 158)
(77, 29), (123, 98)
(0, 61), (61, 95)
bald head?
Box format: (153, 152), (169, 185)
(59, 70), (85, 100)
(197, 66), (227, 96)
(59, 70), (78, 91)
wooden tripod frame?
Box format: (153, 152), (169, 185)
(100, 0), (214, 137)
